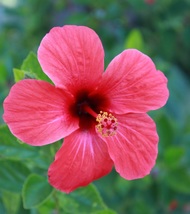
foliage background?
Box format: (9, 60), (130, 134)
(0, 0), (190, 213)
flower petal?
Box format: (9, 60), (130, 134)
(99, 113), (158, 180)
(3, 80), (79, 146)
(48, 128), (113, 193)
(97, 49), (169, 114)
(38, 25), (104, 94)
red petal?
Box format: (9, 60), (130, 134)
(3, 80), (79, 146)
(48, 128), (113, 193)
(98, 49), (169, 114)
(38, 25), (104, 94)
(100, 113), (158, 180)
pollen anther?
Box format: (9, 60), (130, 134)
(96, 111), (118, 137)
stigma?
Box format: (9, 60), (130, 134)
(96, 111), (118, 137)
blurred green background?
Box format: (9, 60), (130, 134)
(1, 0), (190, 213)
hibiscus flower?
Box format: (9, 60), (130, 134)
(3, 25), (169, 193)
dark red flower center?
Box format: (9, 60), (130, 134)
(70, 90), (118, 137)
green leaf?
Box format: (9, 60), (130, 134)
(0, 192), (6, 214)
(21, 52), (52, 82)
(94, 210), (117, 214)
(125, 29), (144, 51)
(0, 61), (8, 85)
(115, 176), (131, 196)
(36, 197), (56, 214)
(155, 113), (174, 149)
(164, 146), (185, 168)
(129, 199), (153, 214)
(13, 68), (25, 82)
(1, 190), (20, 214)
(0, 125), (38, 160)
(22, 174), (53, 209)
(0, 159), (30, 193)
(166, 168), (190, 194)
(58, 184), (109, 214)
(166, 65), (190, 120)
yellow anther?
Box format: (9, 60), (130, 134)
(96, 111), (118, 137)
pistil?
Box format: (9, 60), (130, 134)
(82, 104), (98, 118)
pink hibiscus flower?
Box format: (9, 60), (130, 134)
(3, 25), (169, 193)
